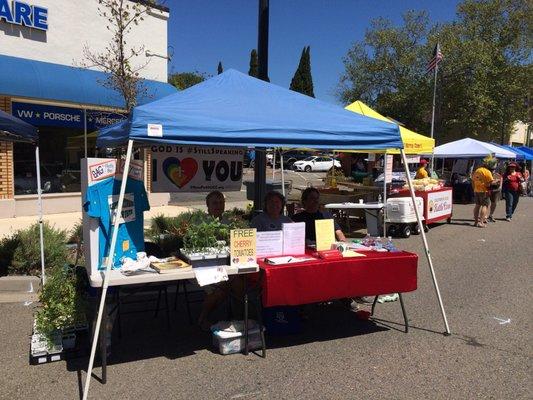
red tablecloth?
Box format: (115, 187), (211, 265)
(258, 251), (418, 307)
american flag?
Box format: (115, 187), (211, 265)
(426, 43), (443, 74)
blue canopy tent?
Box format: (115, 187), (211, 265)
(490, 143), (533, 160)
(0, 110), (46, 283)
(84, 70), (450, 396)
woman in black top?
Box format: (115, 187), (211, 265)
(292, 187), (346, 243)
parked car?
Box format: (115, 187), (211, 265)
(278, 150), (315, 169)
(14, 162), (65, 195)
(292, 156), (341, 172)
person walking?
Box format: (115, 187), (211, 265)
(502, 162), (524, 221)
(472, 157), (497, 227)
(487, 165), (502, 223)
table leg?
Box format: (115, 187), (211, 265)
(243, 276), (249, 356)
(398, 293), (409, 333)
(371, 296), (379, 316)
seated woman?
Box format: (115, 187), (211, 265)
(292, 187), (346, 243)
(250, 191), (293, 231)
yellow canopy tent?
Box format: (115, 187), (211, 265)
(345, 101), (434, 154)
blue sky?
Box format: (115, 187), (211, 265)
(167, 0), (460, 104)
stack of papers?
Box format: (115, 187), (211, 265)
(264, 256), (316, 265)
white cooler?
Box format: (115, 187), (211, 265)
(386, 197), (424, 224)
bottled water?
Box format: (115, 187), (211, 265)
(375, 237), (383, 250)
(378, 194), (382, 203)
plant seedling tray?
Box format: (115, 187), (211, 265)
(180, 248), (230, 268)
(30, 329), (89, 366)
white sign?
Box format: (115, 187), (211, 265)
(282, 222), (305, 255)
(256, 231), (283, 258)
(427, 190), (453, 220)
(405, 155), (421, 164)
(194, 266), (229, 287)
(150, 145), (244, 192)
(385, 154), (393, 183)
(147, 123), (163, 137)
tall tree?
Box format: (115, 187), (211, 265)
(217, 62), (223, 75)
(82, 0), (156, 112)
(290, 46), (315, 97)
(248, 49), (259, 77)
(338, 1), (531, 143)
(168, 71), (207, 90)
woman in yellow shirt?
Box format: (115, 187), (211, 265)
(415, 159), (429, 179)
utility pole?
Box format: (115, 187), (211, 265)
(253, 0), (269, 211)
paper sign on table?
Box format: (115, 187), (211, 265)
(315, 219), (335, 251)
(230, 228), (257, 268)
(282, 222), (305, 255)
(256, 230), (283, 258)
(194, 266), (228, 287)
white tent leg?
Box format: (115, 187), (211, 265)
(84, 109), (88, 159)
(35, 146), (45, 285)
(82, 140), (134, 400)
(400, 149), (451, 335)
(281, 153), (285, 198)
(383, 154), (387, 237)
(272, 148), (276, 180)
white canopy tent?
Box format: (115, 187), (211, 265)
(432, 138), (517, 159)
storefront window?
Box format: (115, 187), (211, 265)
(13, 127), (89, 195)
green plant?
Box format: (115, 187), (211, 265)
(35, 265), (88, 345)
(10, 222), (68, 276)
(182, 219), (229, 252)
(68, 220), (84, 266)
(0, 234), (20, 277)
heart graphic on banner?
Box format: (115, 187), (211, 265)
(162, 157), (198, 188)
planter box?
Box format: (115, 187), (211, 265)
(180, 247), (230, 268)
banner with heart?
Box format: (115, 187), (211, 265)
(162, 157), (198, 189)
(151, 145), (244, 192)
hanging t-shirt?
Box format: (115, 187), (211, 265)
(84, 176), (150, 269)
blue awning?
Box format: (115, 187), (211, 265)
(97, 69), (402, 150)
(0, 54), (177, 109)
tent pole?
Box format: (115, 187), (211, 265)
(272, 148), (276, 181)
(35, 145), (46, 285)
(383, 153), (387, 237)
(429, 64), (438, 172)
(400, 149), (451, 335)
(83, 139), (134, 400)
(84, 109), (88, 159)
(280, 152), (286, 198)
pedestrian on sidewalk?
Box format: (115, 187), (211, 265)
(502, 162), (524, 221)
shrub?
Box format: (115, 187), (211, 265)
(35, 265), (88, 345)
(0, 234), (20, 277)
(10, 222), (68, 276)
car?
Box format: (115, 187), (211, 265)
(292, 156), (341, 172)
(277, 150), (315, 169)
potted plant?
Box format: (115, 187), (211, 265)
(35, 265), (88, 351)
(180, 219), (232, 268)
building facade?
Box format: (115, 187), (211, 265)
(0, 0), (175, 217)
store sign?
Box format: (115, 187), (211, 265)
(427, 190), (453, 220)
(11, 102), (126, 131)
(0, 0), (48, 31)
(150, 145), (244, 192)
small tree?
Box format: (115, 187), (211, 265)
(169, 71), (207, 90)
(290, 46), (315, 97)
(82, 0), (156, 112)
(248, 49), (259, 77)
(217, 61), (224, 75)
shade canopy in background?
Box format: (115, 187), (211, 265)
(432, 138), (516, 159)
(97, 69), (402, 150)
(492, 144), (533, 161)
(344, 101), (435, 154)
(0, 109), (38, 143)
(516, 146), (533, 160)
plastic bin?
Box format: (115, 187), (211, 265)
(262, 306), (302, 336)
(211, 321), (263, 355)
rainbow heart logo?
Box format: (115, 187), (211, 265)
(162, 157), (198, 188)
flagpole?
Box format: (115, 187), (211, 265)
(429, 63), (438, 173)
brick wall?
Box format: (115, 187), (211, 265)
(0, 96), (14, 199)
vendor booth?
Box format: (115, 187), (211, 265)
(0, 110), (45, 281)
(82, 70), (450, 398)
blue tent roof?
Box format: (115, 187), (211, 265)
(516, 146), (533, 160)
(97, 69), (402, 150)
(0, 55), (177, 109)
(490, 143), (533, 160)
(0, 109), (38, 144)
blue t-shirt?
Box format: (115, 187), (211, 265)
(84, 177), (150, 269)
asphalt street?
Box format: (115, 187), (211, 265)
(0, 197), (531, 400)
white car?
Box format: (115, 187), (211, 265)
(293, 156), (341, 172)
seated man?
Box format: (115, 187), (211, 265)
(206, 190), (229, 223)
(292, 187), (346, 243)
(250, 191), (293, 231)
